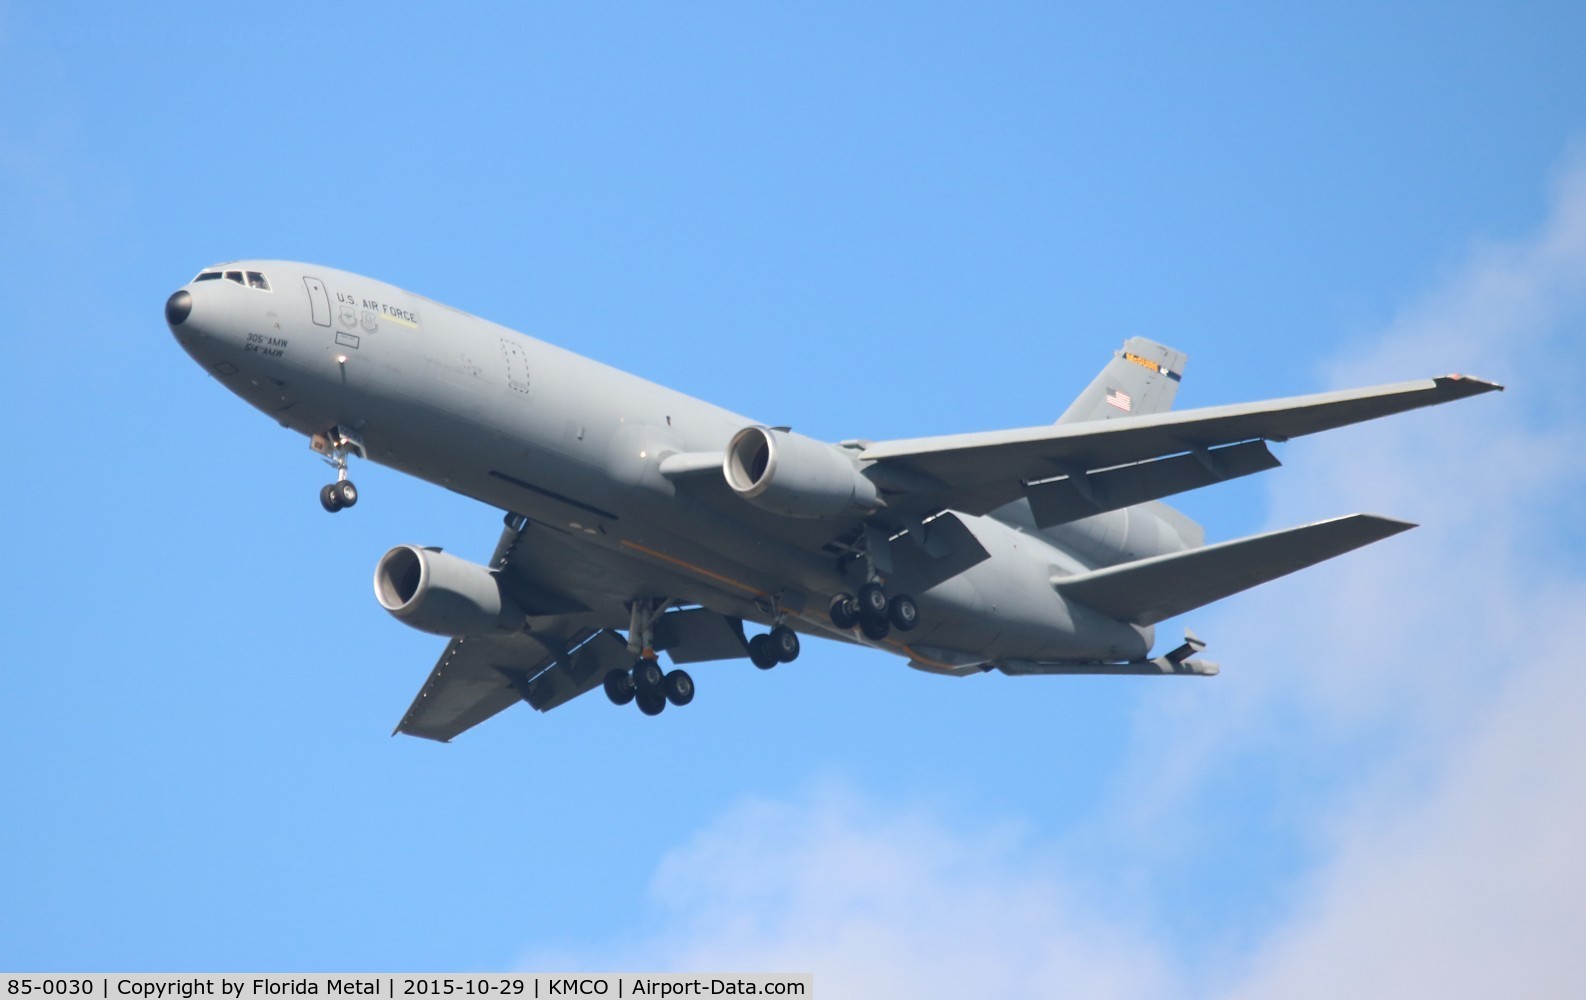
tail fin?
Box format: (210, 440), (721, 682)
(1057, 337), (1187, 424)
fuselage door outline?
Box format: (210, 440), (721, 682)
(501, 339), (531, 394)
(304, 276), (332, 327)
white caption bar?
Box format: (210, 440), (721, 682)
(2, 976), (812, 999)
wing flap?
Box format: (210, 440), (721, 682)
(1052, 513), (1414, 626)
(652, 608), (750, 664)
(518, 629), (630, 712)
(1023, 439), (1280, 528)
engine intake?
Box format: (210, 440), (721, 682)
(373, 545), (522, 637)
(724, 425), (880, 518)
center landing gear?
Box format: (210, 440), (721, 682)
(829, 583), (918, 641)
(748, 624), (801, 670)
(312, 425), (365, 513)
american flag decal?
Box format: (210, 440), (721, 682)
(1105, 388), (1132, 411)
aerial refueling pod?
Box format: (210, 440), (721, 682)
(724, 425), (880, 518)
(373, 544), (523, 637)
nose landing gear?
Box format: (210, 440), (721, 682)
(311, 425), (365, 513)
(319, 480), (359, 512)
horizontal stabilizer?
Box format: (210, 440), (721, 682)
(1052, 514), (1414, 625)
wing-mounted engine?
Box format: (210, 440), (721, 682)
(723, 425), (880, 518)
(373, 544), (523, 637)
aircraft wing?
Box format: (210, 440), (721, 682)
(392, 518), (629, 742)
(861, 375), (1501, 518)
(392, 631), (575, 742)
(393, 627), (631, 742)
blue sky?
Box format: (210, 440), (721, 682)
(3, 2), (1584, 993)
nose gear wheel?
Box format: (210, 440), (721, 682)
(312, 425), (365, 513)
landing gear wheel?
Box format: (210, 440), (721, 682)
(603, 669), (636, 706)
(860, 616), (891, 641)
(332, 480), (358, 508)
(319, 484), (342, 513)
(636, 691), (666, 716)
(888, 594), (919, 632)
(633, 658), (664, 692)
(857, 582), (890, 621)
(768, 625), (801, 663)
(748, 633), (779, 670)
(829, 593), (860, 629)
(663, 669), (695, 706)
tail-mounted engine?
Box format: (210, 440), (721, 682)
(723, 425), (881, 519)
(373, 544), (523, 637)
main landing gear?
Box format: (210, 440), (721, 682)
(603, 659), (694, 716)
(312, 426), (365, 513)
(601, 621), (804, 716)
(605, 597), (696, 717)
(829, 582), (918, 641)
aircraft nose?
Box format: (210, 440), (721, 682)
(165, 289), (193, 327)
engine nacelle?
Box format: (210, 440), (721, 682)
(723, 425), (880, 518)
(373, 545), (522, 637)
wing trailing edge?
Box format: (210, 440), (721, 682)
(1051, 513), (1415, 626)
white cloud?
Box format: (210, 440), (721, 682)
(529, 157), (1586, 998)
(1102, 153), (1586, 835)
(1197, 154), (1586, 999)
(526, 780), (1174, 1000)
(1103, 153), (1586, 995)
(1222, 624), (1586, 999)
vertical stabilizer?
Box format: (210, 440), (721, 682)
(1057, 337), (1187, 424)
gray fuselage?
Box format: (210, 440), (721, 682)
(168, 261), (1183, 670)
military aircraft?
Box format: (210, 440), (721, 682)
(165, 262), (1501, 741)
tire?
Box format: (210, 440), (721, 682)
(334, 480), (358, 508)
(888, 594), (919, 632)
(663, 669), (695, 707)
(748, 633), (779, 670)
(828, 593), (859, 629)
(769, 624), (801, 663)
(603, 668), (636, 706)
(320, 484), (342, 512)
(633, 658), (664, 691)
(860, 616), (891, 641)
(636, 691), (666, 716)
(857, 582), (889, 621)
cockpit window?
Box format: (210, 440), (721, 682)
(192, 268), (272, 289)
